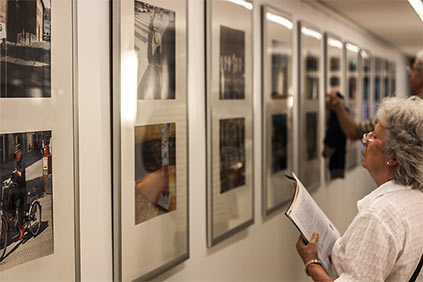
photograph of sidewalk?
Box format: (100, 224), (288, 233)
(135, 1), (175, 99)
(0, 131), (53, 272)
(134, 123), (176, 224)
(0, 0), (51, 98)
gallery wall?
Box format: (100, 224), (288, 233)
(75, 0), (409, 281)
(77, 0), (112, 280)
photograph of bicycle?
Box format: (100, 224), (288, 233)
(0, 131), (53, 272)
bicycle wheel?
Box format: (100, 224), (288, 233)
(0, 216), (8, 261)
(29, 201), (41, 236)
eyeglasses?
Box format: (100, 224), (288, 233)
(362, 131), (384, 144)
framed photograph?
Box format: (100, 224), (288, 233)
(261, 5), (294, 215)
(360, 50), (371, 121)
(373, 56), (381, 115)
(382, 59), (390, 98)
(345, 42), (360, 170)
(0, 131), (53, 271)
(389, 61), (396, 96)
(323, 33), (343, 180)
(219, 25), (245, 100)
(298, 21), (322, 190)
(206, 0), (253, 247)
(0, 0), (79, 280)
(0, 0), (51, 98)
(112, 0), (188, 280)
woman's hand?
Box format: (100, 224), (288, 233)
(296, 232), (319, 264)
(296, 233), (334, 281)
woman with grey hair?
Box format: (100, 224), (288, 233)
(296, 96), (423, 281)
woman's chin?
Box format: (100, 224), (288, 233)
(361, 158), (367, 169)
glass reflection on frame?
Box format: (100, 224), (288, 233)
(261, 5), (293, 215)
(299, 21), (321, 190)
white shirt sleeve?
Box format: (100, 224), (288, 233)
(332, 209), (400, 282)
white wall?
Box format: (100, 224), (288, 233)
(77, 0), (113, 281)
(75, 0), (408, 281)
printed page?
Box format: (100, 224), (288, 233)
(286, 173), (340, 277)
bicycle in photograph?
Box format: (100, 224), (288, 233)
(0, 177), (42, 262)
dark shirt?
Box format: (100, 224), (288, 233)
(12, 158), (26, 189)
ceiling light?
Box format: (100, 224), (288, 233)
(301, 27), (322, 40)
(408, 0), (423, 22)
(328, 38), (342, 49)
(226, 0), (253, 10)
(266, 12), (293, 30)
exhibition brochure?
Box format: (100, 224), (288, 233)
(285, 173), (340, 277)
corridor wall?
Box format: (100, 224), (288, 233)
(75, 0), (409, 281)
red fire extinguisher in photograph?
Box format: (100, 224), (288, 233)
(42, 145), (49, 192)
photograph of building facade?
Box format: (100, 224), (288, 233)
(0, 0), (51, 98)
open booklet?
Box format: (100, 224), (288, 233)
(285, 173), (340, 278)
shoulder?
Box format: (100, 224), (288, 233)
(370, 187), (423, 213)
(365, 188), (423, 233)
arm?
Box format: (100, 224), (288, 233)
(296, 232), (334, 282)
(327, 93), (360, 140)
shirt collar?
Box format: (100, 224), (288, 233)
(357, 180), (410, 211)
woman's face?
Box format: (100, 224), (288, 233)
(362, 123), (390, 174)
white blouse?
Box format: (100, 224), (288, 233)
(332, 181), (423, 282)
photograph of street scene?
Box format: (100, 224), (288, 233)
(219, 25), (245, 100)
(219, 118), (246, 193)
(271, 40), (288, 99)
(0, 0), (51, 98)
(271, 114), (288, 173)
(135, 1), (175, 100)
(134, 123), (176, 225)
(0, 130), (53, 272)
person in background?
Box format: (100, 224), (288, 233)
(296, 96), (423, 281)
(9, 144), (26, 240)
(328, 50), (423, 140)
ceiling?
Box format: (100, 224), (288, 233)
(316, 0), (423, 57)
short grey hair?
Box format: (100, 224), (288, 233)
(377, 96), (423, 190)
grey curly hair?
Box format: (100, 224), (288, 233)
(377, 96), (423, 190)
